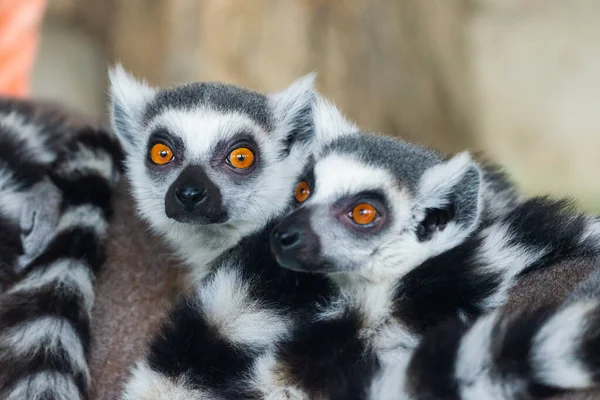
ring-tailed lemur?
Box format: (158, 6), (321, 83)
(0, 99), (122, 399)
(108, 68), (360, 398)
(260, 133), (600, 399)
(118, 86), (526, 399)
(109, 65), (330, 283)
(373, 263), (600, 400)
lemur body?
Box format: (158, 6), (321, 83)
(378, 259), (600, 400)
(114, 72), (531, 399)
(261, 133), (600, 399)
(108, 68), (364, 398)
(0, 98), (122, 399)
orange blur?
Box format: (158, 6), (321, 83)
(0, 0), (46, 97)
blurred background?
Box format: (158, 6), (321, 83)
(11, 0), (600, 211)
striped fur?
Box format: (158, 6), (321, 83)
(252, 170), (600, 396)
(375, 295), (600, 400)
(0, 99), (122, 400)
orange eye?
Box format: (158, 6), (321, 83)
(150, 143), (174, 165)
(228, 147), (255, 169)
(295, 181), (311, 203)
(351, 203), (377, 225)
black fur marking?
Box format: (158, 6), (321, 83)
(226, 221), (334, 315)
(275, 309), (378, 400)
(0, 213), (22, 285)
(146, 220), (334, 396)
(393, 238), (501, 333)
(50, 174), (113, 218)
(506, 197), (593, 275)
(0, 341), (88, 399)
(0, 282), (91, 351)
(147, 296), (258, 396)
(488, 307), (558, 397)
(146, 128), (186, 167)
(406, 318), (467, 400)
(578, 305), (600, 383)
(70, 127), (125, 171)
(143, 82), (273, 132)
(0, 126), (47, 188)
(26, 227), (105, 276)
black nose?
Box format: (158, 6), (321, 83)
(175, 185), (206, 209)
(271, 227), (303, 251)
(272, 230), (301, 249)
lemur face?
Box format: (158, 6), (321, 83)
(271, 134), (484, 281)
(109, 66), (317, 235)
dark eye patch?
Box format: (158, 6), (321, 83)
(331, 190), (390, 236)
(146, 128), (185, 167)
(210, 132), (262, 181)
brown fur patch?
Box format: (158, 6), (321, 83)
(89, 182), (182, 399)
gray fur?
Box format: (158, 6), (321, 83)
(322, 133), (442, 192)
(17, 179), (63, 271)
(142, 82), (273, 132)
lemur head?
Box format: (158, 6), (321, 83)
(109, 66), (320, 269)
(270, 134), (483, 282)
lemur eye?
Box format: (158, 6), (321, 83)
(295, 181), (311, 203)
(350, 203), (377, 225)
(150, 143), (174, 165)
(227, 147), (255, 169)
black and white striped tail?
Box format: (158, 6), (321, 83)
(0, 127), (121, 399)
(384, 300), (600, 400)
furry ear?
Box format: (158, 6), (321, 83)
(416, 152), (482, 246)
(312, 94), (359, 152)
(108, 64), (156, 151)
(268, 73), (317, 153)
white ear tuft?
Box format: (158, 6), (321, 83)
(417, 151), (483, 247)
(268, 73), (318, 151)
(108, 64), (156, 150)
(312, 94), (359, 152)
(418, 152), (480, 210)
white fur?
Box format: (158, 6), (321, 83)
(1, 317), (90, 388)
(121, 361), (211, 400)
(455, 312), (511, 400)
(477, 223), (548, 309)
(56, 204), (108, 238)
(56, 144), (119, 184)
(312, 95), (359, 151)
(9, 258), (95, 312)
(579, 216), (600, 246)
(6, 371), (80, 400)
(310, 152), (467, 282)
(0, 110), (56, 164)
(416, 152), (483, 255)
(249, 353), (310, 400)
(113, 70), (319, 281)
(0, 166), (26, 220)
(368, 357), (412, 400)
(312, 154), (395, 204)
(532, 302), (596, 388)
(198, 266), (291, 347)
(268, 73), (316, 128)
(108, 64), (157, 151)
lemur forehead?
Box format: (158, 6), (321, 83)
(321, 133), (443, 191)
(150, 108), (268, 158)
(312, 153), (401, 201)
(142, 82), (273, 131)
